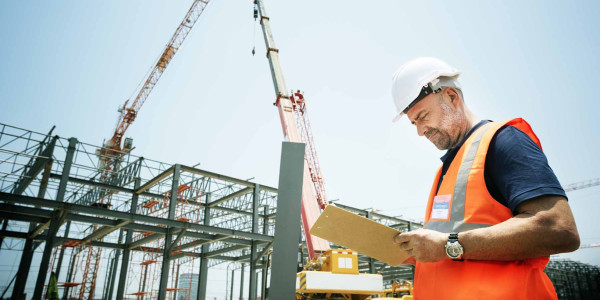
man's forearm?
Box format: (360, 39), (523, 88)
(459, 196), (579, 261)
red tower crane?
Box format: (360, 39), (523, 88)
(79, 2), (211, 299)
(100, 0), (210, 171)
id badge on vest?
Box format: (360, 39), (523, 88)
(430, 194), (452, 220)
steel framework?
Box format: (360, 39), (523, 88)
(0, 122), (420, 299)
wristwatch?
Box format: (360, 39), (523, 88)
(445, 233), (464, 261)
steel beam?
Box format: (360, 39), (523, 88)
(128, 233), (165, 250)
(269, 142), (306, 300)
(12, 136), (56, 195)
(0, 192), (274, 242)
(205, 244), (248, 258)
(207, 187), (253, 208)
(82, 220), (130, 243)
(166, 227), (187, 254)
(180, 165), (277, 192)
(49, 173), (164, 200)
(0, 210), (48, 223)
(135, 165), (174, 194)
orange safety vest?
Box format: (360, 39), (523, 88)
(415, 118), (558, 299)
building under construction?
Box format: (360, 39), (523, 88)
(0, 122), (420, 299)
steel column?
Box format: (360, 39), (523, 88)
(55, 221), (70, 278)
(158, 164), (180, 300)
(63, 247), (78, 299)
(248, 183), (260, 300)
(197, 194), (211, 300)
(107, 229), (124, 300)
(32, 137), (76, 300)
(56, 138), (77, 202)
(116, 178), (141, 300)
(12, 237), (35, 298)
(239, 261), (245, 300)
(229, 269), (235, 300)
(268, 142), (306, 300)
(12, 158), (53, 299)
(261, 205), (269, 299)
(32, 210), (67, 300)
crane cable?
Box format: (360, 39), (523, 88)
(252, 2), (258, 56)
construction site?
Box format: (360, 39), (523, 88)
(0, 1), (599, 299)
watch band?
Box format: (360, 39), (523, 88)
(449, 233), (459, 241)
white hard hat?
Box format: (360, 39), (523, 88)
(391, 57), (461, 122)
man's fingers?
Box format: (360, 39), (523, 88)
(397, 241), (411, 250)
(394, 232), (412, 244)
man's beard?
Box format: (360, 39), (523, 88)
(427, 100), (463, 150)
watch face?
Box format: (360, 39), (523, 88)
(446, 242), (463, 258)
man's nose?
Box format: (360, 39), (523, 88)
(417, 124), (427, 136)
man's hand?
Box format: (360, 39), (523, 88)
(394, 228), (448, 262)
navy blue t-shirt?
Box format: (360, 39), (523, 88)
(437, 120), (567, 214)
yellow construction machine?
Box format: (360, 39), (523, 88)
(378, 281), (414, 300)
(295, 249), (384, 300)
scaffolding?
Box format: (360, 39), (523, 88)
(545, 259), (600, 300)
(0, 122), (420, 299)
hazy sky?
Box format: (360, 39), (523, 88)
(1, 0), (599, 298)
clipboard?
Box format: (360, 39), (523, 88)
(309, 205), (410, 266)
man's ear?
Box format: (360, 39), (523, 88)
(445, 87), (461, 108)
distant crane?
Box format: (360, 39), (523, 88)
(255, 0), (330, 259)
(564, 178), (600, 192)
(99, 0), (210, 175)
(78, 2), (211, 299)
(579, 243), (600, 249)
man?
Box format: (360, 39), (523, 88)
(390, 57), (580, 299)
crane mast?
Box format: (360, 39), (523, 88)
(255, 0), (330, 259)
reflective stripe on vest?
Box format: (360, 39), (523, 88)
(425, 122), (493, 233)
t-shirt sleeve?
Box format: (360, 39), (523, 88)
(485, 126), (567, 214)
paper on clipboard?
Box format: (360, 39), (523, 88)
(309, 205), (410, 266)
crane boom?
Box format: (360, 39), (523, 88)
(81, 3), (210, 299)
(109, 0), (210, 151)
(255, 0), (330, 259)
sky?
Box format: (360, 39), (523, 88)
(0, 0), (599, 298)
